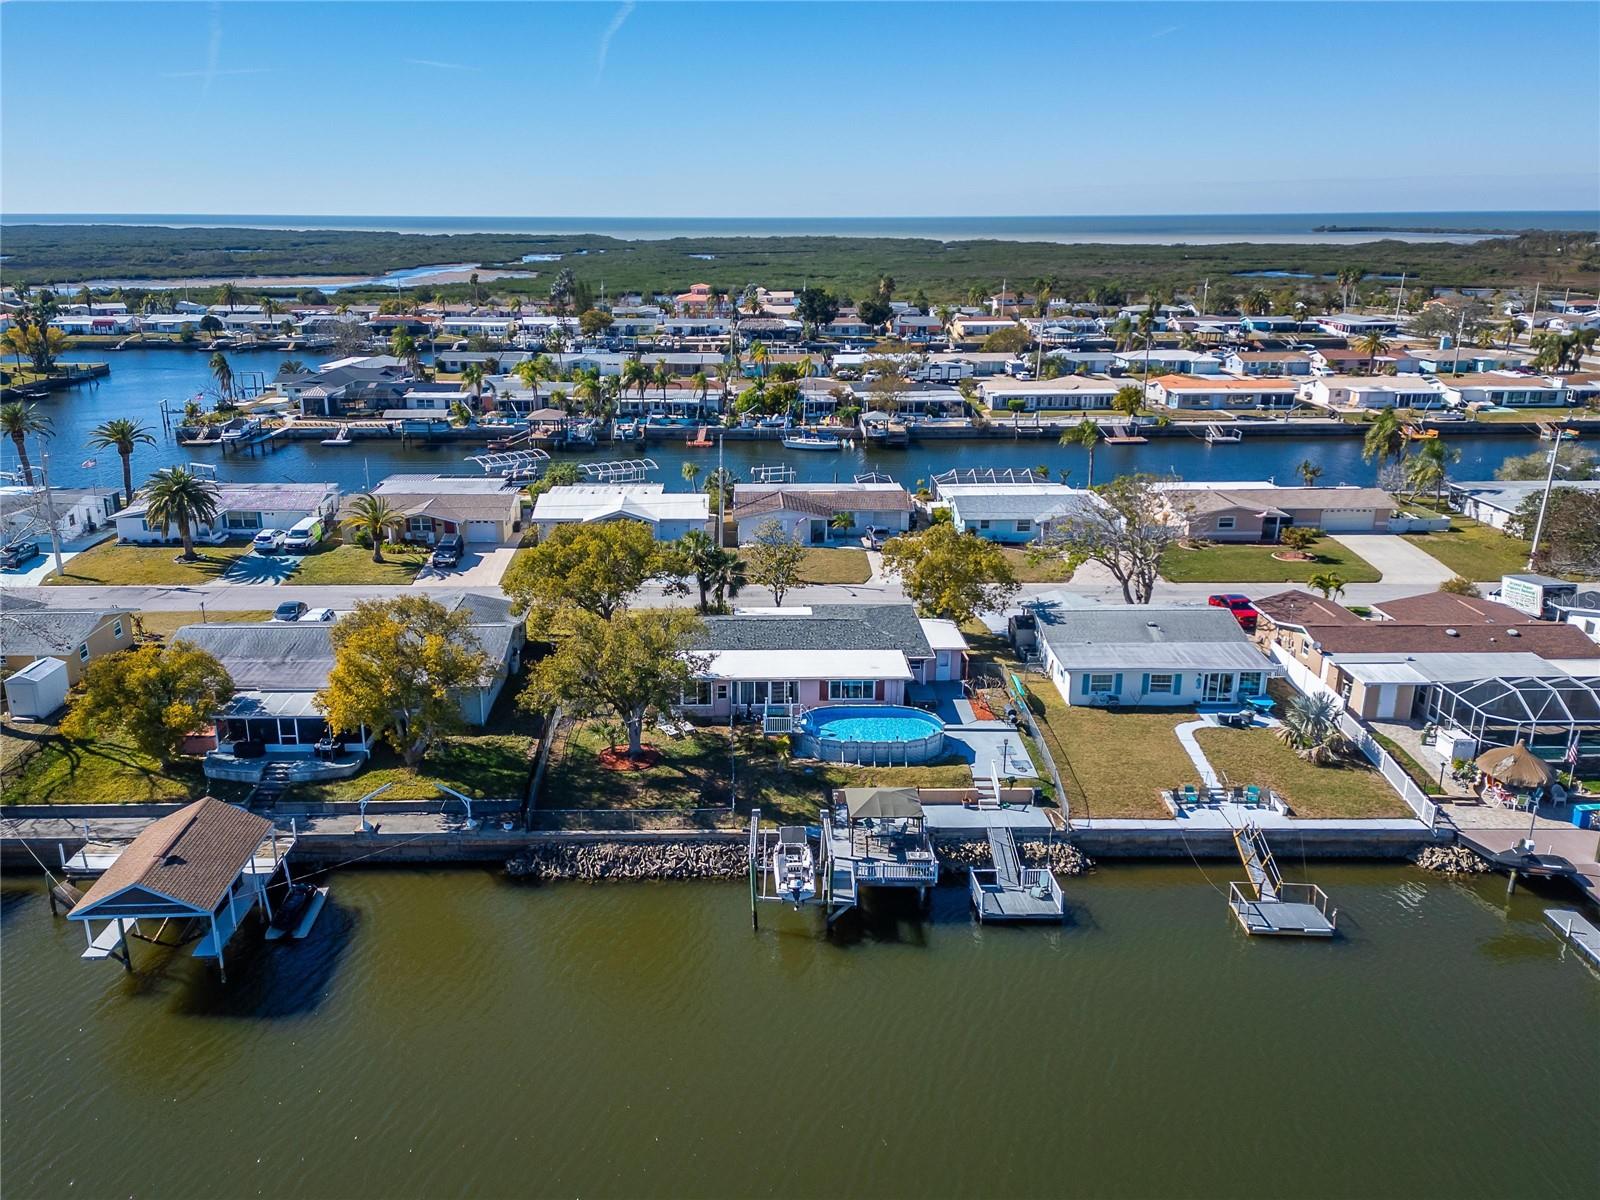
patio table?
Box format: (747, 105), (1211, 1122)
(1245, 695), (1277, 716)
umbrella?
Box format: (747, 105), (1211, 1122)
(1473, 742), (1554, 790)
(843, 787), (923, 820)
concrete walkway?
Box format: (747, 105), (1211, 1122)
(1173, 718), (1222, 789)
(1329, 533), (1456, 587)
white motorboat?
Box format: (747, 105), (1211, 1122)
(781, 431), (842, 451)
(771, 826), (816, 906)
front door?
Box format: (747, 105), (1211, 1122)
(809, 519), (826, 545)
(1201, 672), (1233, 703)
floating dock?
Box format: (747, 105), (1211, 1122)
(1227, 823), (1337, 937)
(968, 827), (1065, 922)
(1545, 909), (1600, 969)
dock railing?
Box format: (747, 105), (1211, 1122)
(1229, 880), (1337, 929)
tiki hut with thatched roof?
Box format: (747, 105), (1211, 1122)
(1474, 742), (1555, 809)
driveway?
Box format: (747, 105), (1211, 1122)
(1328, 533), (1455, 588)
(0, 531), (111, 586)
(413, 540), (519, 588)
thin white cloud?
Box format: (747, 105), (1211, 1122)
(596, 1), (635, 80)
(405, 58), (479, 71)
(1149, 25), (1181, 40)
(161, 67), (274, 79)
(201, 2), (223, 96)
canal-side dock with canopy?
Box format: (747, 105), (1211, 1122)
(822, 788), (940, 921)
(65, 798), (295, 980)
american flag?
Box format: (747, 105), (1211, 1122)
(1566, 739), (1581, 766)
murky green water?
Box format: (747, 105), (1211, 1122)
(2, 865), (1596, 1199)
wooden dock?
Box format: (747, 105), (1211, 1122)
(1227, 823), (1336, 937)
(1545, 909), (1600, 969)
(968, 827), (1065, 922)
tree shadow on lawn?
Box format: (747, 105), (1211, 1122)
(220, 551), (302, 584)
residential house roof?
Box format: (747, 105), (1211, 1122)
(532, 485), (709, 524)
(114, 482), (338, 522)
(1180, 486), (1396, 518)
(1149, 374), (1300, 391)
(1370, 593), (1537, 625)
(1253, 590), (1365, 628)
(1031, 604), (1274, 672)
(69, 798), (272, 917)
(731, 483), (912, 520)
(367, 474), (524, 523)
(694, 604), (932, 658)
(0, 606), (133, 657)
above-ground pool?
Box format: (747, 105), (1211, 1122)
(794, 704), (947, 764)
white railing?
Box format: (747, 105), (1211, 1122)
(1269, 643), (1340, 701)
(1337, 712), (1440, 828)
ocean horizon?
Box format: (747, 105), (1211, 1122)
(3, 210), (1595, 246)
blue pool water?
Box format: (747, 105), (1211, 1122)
(804, 705), (943, 743)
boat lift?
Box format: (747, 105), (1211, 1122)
(747, 809), (821, 927)
(466, 447), (551, 481)
(747, 463), (796, 485)
(580, 458), (658, 484)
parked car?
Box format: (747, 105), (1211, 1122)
(1207, 593), (1258, 632)
(429, 534), (463, 569)
(299, 607), (336, 622)
(0, 540), (42, 570)
(272, 600), (308, 622)
(283, 517), (324, 553)
(253, 528), (287, 554)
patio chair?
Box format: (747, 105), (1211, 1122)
(1182, 784), (1200, 806)
(1245, 785), (1262, 806)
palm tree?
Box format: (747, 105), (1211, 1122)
(217, 283), (239, 312)
(461, 363), (485, 409)
(1112, 384), (1143, 423)
(1062, 417), (1102, 487)
(448, 399), (474, 427)
(1307, 571), (1346, 601)
(652, 360), (673, 405)
(1406, 436), (1460, 506)
(143, 466), (220, 561)
(341, 494), (406, 563)
(1297, 458), (1323, 487)
(0, 401), (52, 487)
(1273, 692), (1353, 765)
(209, 351), (234, 402)
(750, 340), (768, 380)
(1355, 329), (1390, 373)
(544, 323), (568, 372)
(622, 355), (650, 403)
(690, 371), (708, 410)
(1500, 315), (1522, 349)
(87, 417), (156, 507)
(390, 327), (421, 375)
(681, 462), (701, 489)
(278, 358), (306, 376)
(513, 354), (553, 404)
(1362, 407), (1406, 469)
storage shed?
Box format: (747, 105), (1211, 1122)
(4, 656), (68, 720)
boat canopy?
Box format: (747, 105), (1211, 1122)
(843, 787), (924, 820)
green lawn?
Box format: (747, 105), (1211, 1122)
(1195, 727), (1407, 818)
(132, 609), (273, 639)
(1401, 517), (1530, 582)
(798, 547), (871, 585)
(1372, 731), (1446, 797)
(1159, 538), (1381, 584)
(2, 725), (247, 805)
(45, 541), (253, 585)
(1003, 546), (1074, 583)
(1023, 699), (1197, 820)
(298, 673), (538, 803)
(292, 541), (428, 585)
(542, 719), (973, 828)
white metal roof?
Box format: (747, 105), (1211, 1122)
(697, 649), (912, 681)
(917, 619), (969, 652)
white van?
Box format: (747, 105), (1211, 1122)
(284, 516), (324, 553)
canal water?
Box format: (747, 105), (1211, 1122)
(4, 348), (1543, 497)
(2, 866), (1595, 1199)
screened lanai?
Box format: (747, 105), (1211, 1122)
(1424, 674), (1600, 766)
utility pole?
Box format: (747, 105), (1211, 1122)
(36, 452), (65, 579)
(1393, 272), (1406, 322)
(1527, 427), (1564, 571)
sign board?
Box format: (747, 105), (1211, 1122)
(1499, 575), (1545, 617)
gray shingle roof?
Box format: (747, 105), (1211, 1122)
(693, 603), (932, 657)
(1033, 604), (1271, 672)
(948, 493), (1101, 522)
(0, 607), (132, 656)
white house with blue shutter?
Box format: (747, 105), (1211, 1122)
(1030, 602), (1279, 708)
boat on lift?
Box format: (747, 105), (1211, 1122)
(771, 826), (817, 907)
(780, 430), (842, 451)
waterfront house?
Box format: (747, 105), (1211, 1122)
(114, 482), (340, 546)
(1396, 348), (1529, 374)
(1310, 346), (1399, 374)
(1251, 588), (1600, 723)
(823, 315), (879, 339)
(662, 317), (732, 339)
(1144, 375), (1300, 411)
(1298, 375), (1450, 411)
(0, 595), (136, 686)
(1317, 314), (1402, 337)
(936, 350), (1031, 377)
(366, 474), (524, 545)
(1436, 372), (1568, 408)
(531, 485), (709, 541)
(1160, 482), (1397, 540)
(1044, 349), (1121, 374)
(675, 283), (717, 314)
(949, 315), (1021, 345)
(1444, 479), (1600, 530)
(1023, 316), (1103, 346)
(978, 375), (1121, 412)
(1029, 601), (1278, 708)
(178, 593), (524, 779)
(1240, 314), (1304, 333)
(731, 482), (913, 545)
(890, 311), (945, 340)
(936, 482), (1103, 543)
(678, 603), (966, 718)
(1223, 350), (1314, 376)
(1112, 348), (1224, 375)
(736, 317), (804, 343)
(1, 485), (121, 541)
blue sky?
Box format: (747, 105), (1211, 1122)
(2, 1), (1596, 217)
